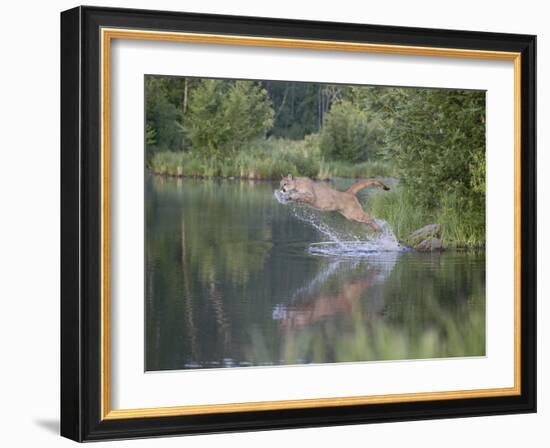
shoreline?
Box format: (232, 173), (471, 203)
(148, 170), (485, 251)
(148, 169), (337, 182)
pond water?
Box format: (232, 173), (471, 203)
(145, 175), (485, 371)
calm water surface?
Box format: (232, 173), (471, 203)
(145, 175), (485, 371)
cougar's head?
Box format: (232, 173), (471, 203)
(280, 174), (297, 193)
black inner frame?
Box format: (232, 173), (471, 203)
(61, 6), (536, 442)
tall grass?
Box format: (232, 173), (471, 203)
(369, 188), (426, 239)
(369, 187), (485, 249)
(148, 137), (394, 180)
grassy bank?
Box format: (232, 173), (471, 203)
(369, 187), (485, 249)
(148, 137), (394, 180)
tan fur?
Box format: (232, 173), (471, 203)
(280, 175), (389, 231)
(279, 278), (373, 330)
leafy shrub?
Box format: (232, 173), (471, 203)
(145, 77), (185, 157)
(319, 100), (384, 163)
(187, 80), (274, 159)
(384, 88), (485, 212)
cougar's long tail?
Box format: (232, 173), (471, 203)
(346, 178), (390, 195)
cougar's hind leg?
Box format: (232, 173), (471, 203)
(357, 212), (381, 232)
(339, 207), (381, 232)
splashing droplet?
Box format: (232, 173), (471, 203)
(274, 189), (292, 204)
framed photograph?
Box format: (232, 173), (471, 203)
(60, 6), (536, 442)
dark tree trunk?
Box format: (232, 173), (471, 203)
(183, 78), (189, 113)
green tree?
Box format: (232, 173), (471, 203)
(186, 79), (274, 159)
(385, 88), (486, 211)
(319, 100), (384, 163)
(186, 79), (229, 159)
(145, 77), (183, 156)
(145, 123), (157, 146)
(223, 81), (274, 152)
(263, 82), (347, 139)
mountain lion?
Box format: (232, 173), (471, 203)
(279, 175), (389, 231)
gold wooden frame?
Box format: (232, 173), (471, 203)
(100, 27), (522, 421)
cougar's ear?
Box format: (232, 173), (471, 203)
(288, 174), (294, 180)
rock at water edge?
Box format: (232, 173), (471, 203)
(415, 237), (442, 252)
(403, 224), (442, 247)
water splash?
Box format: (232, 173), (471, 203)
(274, 189), (292, 204)
(274, 189), (406, 257)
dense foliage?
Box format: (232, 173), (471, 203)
(378, 88), (486, 243)
(145, 77), (274, 158)
(383, 88), (485, 211)
(145, 77), (183, 154)
(187, 80), (274, 159)
(319, 100), (384, 163)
